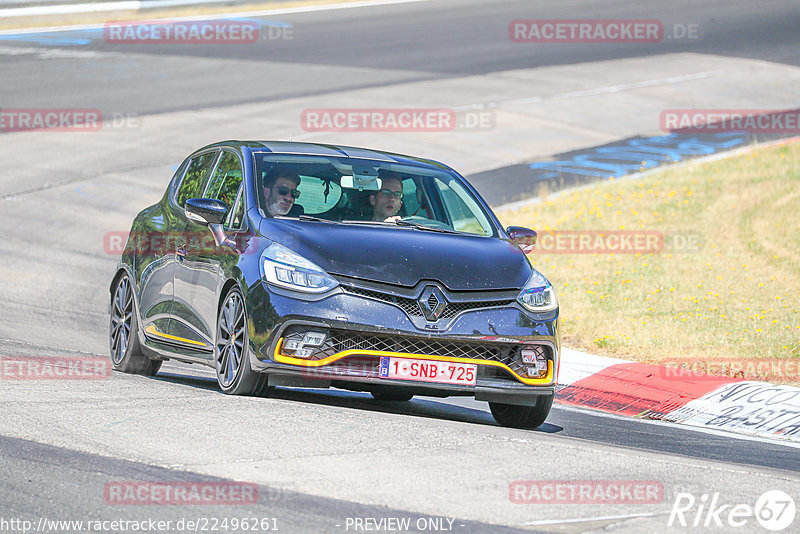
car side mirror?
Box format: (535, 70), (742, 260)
(507, 226), (537, 254)
(185, 198), (228, 226)
(185, 198), (235, 247)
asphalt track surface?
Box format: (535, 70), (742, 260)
(2, 0), (800, 114)
(1, 1), (799, 532)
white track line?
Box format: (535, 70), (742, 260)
(0, 0), (428, 32)
(2, 0), (230, 18)
(521, 512), (662, 526)
(498, 70), (723, 107)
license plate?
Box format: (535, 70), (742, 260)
(379, 357), (476, 385)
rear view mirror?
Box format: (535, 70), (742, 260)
(350, 164), (380, 190)
(185, 198), (228, 226)
(507, 226), (537, 254)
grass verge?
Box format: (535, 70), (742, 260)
(499, 140), (800, 384)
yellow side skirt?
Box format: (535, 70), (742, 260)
(145, 324), (208, 348)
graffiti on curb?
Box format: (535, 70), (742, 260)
(664, 382), (800, 439)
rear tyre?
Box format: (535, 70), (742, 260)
(215, 286), (270, 396)
(489, 394), (553, 429)
(371, 390), (414, 402)
(109, 274), (162, 376)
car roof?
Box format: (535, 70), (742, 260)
(193, 140), (454, 172)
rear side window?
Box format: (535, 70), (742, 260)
(175, 151), (218, 208)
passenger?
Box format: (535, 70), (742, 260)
(370, 172), (404, 222)
(262, 168), (301, 216)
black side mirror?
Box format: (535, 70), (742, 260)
(507, 226), (537, 254)
(185, 198), (228, 226)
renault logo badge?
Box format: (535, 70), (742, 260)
(419, 286), (447, 321)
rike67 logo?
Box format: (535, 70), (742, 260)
(669, 490), (796, 531)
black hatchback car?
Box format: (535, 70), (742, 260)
(109, 141), (559, 428)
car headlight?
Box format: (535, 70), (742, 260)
(260, 243), (339, 293)
(517, 268), (558, 313)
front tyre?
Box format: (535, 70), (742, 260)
(109, 274), (162, 376)
(489, 394), (553, 429)
(215, 287), (269, 396)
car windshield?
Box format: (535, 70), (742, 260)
(255, 153), (496, 237)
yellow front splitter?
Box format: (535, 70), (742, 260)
(272, 337), (553, 386)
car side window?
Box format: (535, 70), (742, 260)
(226, 188), (245, 229)
(168, 158), (190, 199)
(433, 178), (493, 236)
(203, 151), (243, 208)
(175, 151), (218, 208)
(203, 151), (244, 229)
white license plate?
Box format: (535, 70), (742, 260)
(379, 357), (476, 385)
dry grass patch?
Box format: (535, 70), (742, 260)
(499, 140), (800, 383)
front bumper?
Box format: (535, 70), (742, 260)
(246, 281), (559, 402)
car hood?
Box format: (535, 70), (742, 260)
(259, 219), (531, 290)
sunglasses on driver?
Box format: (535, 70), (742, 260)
(274, 185), (301, 199)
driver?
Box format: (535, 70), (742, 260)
(263, 168), (301, 216)
(370, 171), (404, 222)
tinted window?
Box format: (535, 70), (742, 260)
(204, 151), (243, 209)
(175, 151), (218, 208)
(295, 176), (342, 214)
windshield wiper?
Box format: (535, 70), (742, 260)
(338, 218), (459, 233)
(393, 219), (459, 234)
(298, 215), (340, 224)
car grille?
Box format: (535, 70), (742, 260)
(343, 286), (424, 317)
(280, 328), (549, 379)
(340, 285), (516, 319)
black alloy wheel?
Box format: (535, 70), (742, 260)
(109, 274), (161, 375)
(215, 287), (269, 396)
